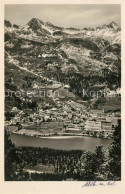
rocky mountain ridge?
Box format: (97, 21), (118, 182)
(5, 18), (121, 104)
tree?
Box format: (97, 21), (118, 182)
(96, 120), (121, 181)
(81, 145), (105, 180)
(95, 145), (105, 169)
(108, 119), (121, 180)
(5, 131), (16, 180)
(81, 151), (97, 180)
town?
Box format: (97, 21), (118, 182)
(5, 82), (121, 139)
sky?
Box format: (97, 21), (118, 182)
(5, 4), (121, 29)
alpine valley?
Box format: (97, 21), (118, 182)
(4, 18), (121, 181)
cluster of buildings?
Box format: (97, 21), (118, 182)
(63, 106), (120, 138)
(6, 97), (121, 138)
(84, 109), (120, 138)
(5, 79), (121, 138)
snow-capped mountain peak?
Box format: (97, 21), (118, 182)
(109, 21), (120, 29)
(102, 21), (120, 30)
(27, 18), (44, 30)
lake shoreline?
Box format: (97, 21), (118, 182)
(12, 130), (112, 140)
(5, 125), (113, 140)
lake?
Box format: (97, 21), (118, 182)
(10, 133), (112, 152)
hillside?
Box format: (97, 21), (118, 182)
(5, 18), (121, 110)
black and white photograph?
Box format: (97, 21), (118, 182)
(3, 2), (122, 185)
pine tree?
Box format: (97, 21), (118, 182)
(108, 119), (121, 180)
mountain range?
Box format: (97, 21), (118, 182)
(5, 18), (121, 110)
